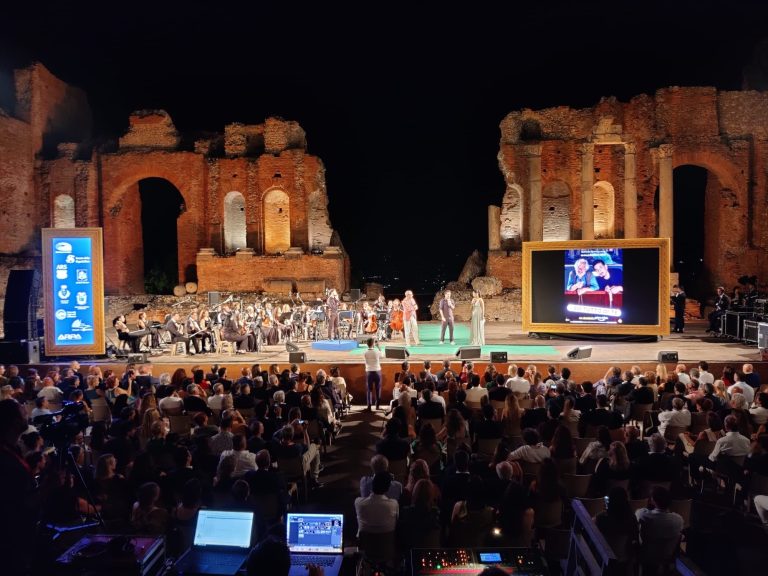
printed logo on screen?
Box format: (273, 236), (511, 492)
(58, 333), (82, 341)
(76, 269), (88, 283)
(55, 309), (67, 320)
(54, 242), (72, 254)
(56, 264), (68, 280)
(65, 254), (76, 264)
(76, 292), (87, 305)
(71, 319), (92, 332)
(58, 285), (71, 302)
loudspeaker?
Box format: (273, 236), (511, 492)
(4, 269), (40, 340)
(349, 288), (361, 301)
(490, 351), (508, 363)
(0, 339), (39, 363)
(455, 346), (482, 360)
(286, 342), (300, 352)
(127, 353), (147, 364)
(289, 352), (306, 363)
(657, 350), (678, 363)
(566, 346), (593, 359)
(385, 346), (409, 359)
(208, 291), (220, 307)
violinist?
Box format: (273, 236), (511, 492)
(327, 288), (340, 339)
(374, 294), (387, 313)
(198, 308), (216, 350)
(221, 303), (251, 353)
(259, 306), (279, 345)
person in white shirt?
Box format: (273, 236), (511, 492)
(505, 365), (529, 396)
(728, 377), (754, 405)
(675, 364), (691, 386)
(219, 434), (256, 477)
(657, 397), (691, 436)
(363, 338), (382, 410)
(158, 392), (184, 415)
(30, 396), (52, 421)
(636, 486), (684, 547)
(417, 385), (446, 410)
(354, 472), (399, 535)
(507, 428), (551, 463)
(708, 415), (751, 463)
(359, 455), (403, 499)
(697, 361), (715, 386)
(207, 383), (227, 410)
(465, 381), (488, 406)
(750, 392), (768, 426)
(209, 416), (235, 455)
(36, 377), (63, 404)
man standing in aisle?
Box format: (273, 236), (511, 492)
(402, 290), (420, 347)
(439, 289), (456, 345)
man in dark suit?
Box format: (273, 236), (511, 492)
(574, 381), (597, 414)
(582, 394), (623, 435)
(375, 419), (410, 461)
(166, 312), (198, 354)
(417, 390), (446, 421)
(671, 285), (686, 333)
(633, 433), (677, 482)
(628, 377), (654, 406)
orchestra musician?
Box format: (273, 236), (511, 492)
(259, 306), (279, 345)
(113, 314), (141, 353)
(186, 309), (211, 354)
(136, 311), (159, 349)
(198, 308), (216, 350)
(221, 303), (252, 354)
(327, 288), (340, 339)
(363, 302), (378, 334)
(374, 294), (388, 313)
(707, 286), (730, 335)
(389, 298), (404, 339)
(165, 311), (198, 355)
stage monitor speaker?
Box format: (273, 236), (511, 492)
(0, 339), (39, 363)
(385, 346), (409, 359)
(208, 291), (220, 307)
(127, 353), (147, 364)
(285, 342), (300, 353)
(456, 346), (482, 360)
(566, 346), (593, 359)
(490, 351), (508, 363)
(349, 288), (361, 301)
(4, 269), (40, 340)
(288, 352), (306, 363)
(658, 350), (678, 363)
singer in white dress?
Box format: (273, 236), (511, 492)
(469, 290), (485, 346)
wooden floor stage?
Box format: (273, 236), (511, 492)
(30, 320), (768, 403)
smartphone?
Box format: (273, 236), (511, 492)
(604, 495), (610, 508)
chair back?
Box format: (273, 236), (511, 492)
(421, 418), (444, 433)
(519, 398), (533, 410)
(692, 439), (716, 456)
(491, 400), (506, 414)
(574, 437), (595, 458)
(519, 460), (541, 477)
(576, 497), (606, 518)
(664, 425), (688, 443)
(90, 397), (112, 424)
(555, 457), (577, 476)
(476, 437), (501, 458)
(534, 499), (563, 528)
(278, 455), (307, 479)
(563, 473), (592, 498)
(630, 403), (654, 424)
(358, 531), (396, 564)
(669, 498), (692, 530)
(629, 498), (648, 513)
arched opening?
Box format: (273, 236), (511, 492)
(223, 191), (247, 254)
(500, 184), (523, 248)
(592, 180), (615, 239)
(542, 181), (571, 241)
(263, 188), (290, 253)
(53, 194), (75, 228)
(139, 178), (185, 293)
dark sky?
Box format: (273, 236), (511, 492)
(1, 1), (767, 294)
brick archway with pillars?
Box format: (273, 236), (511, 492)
(593, 180), (615, 239)
(262, 188), (291, 254)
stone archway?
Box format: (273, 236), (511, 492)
(500, 183), (523, 246)
(53, 194), (75, 228)
(592, 180), (615, 239)
(223, 191), (247, 254)
(263, 188), (290, 253)
(542, 181), (571, 241)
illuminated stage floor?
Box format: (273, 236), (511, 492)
(105, 319), (762, 366)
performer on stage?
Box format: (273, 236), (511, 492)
(374, 294), (388, 313)
(469, 290), (486, 346)
(671, 285), (686, 333)
(165, 312), (198, 354)
(113, 314), (141, 353)
(402, 290), (420, 346)
(708, 286), (730, 334)
(438, 289), (456, 345)
(186, 309), (211, 354)
(326, 288), (340, 339)
(221, 303), (251, 353)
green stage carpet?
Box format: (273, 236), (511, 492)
(349, 323), (559, 356)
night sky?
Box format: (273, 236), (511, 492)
(1, 1), (767, 297)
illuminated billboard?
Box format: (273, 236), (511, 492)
(42, 228), (105, 356)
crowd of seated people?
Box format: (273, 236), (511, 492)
(2, 357), (768, 575)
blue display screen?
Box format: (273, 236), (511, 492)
(51, 237), (95, 346)
(479, 552), (502, 563)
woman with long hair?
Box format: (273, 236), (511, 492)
(393, 392), (416, 438)
(139, 392), (160, 448)
(437, 409), (468, 443)
(501, 394), (524, 438)
(411, 423), (444, 473)
(591, 441), (631, 496)
(131, 482), (169, 535)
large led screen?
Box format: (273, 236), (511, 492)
(43, 228), (105, 356)
(522, 238), (670, 336)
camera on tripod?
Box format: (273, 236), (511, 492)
(38, 401), (90, 452)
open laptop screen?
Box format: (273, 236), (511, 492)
(193, 510), (254, 548)
(286, 513), (344, 553)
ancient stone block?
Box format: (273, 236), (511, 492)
(471, 276), (503, 297)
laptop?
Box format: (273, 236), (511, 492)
(286, 513), (344, 576)
(175, 509), (254, 576)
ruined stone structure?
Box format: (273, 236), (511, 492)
(0, 63), (349, 306)
(488, 87), (768, 296)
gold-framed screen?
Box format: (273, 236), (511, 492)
(42, 228), (106, 356)
(522, 238), (670, 336)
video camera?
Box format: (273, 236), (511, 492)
(37, 401), (90, 448)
